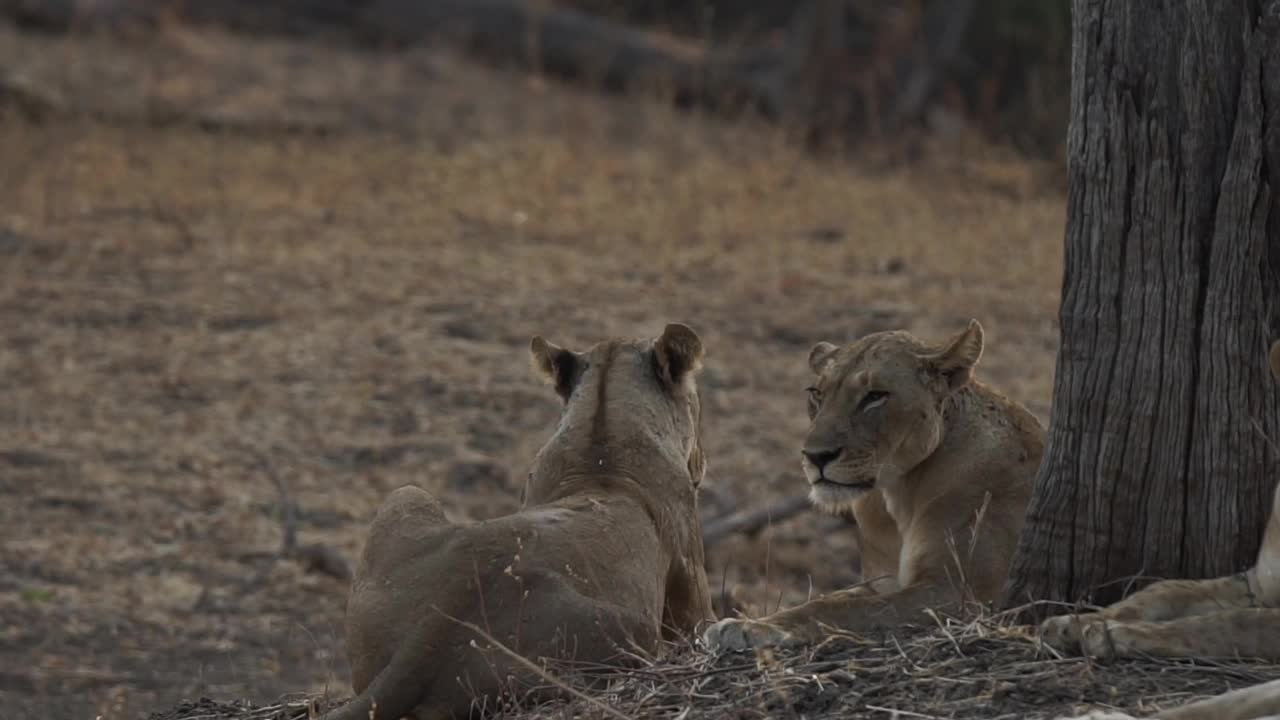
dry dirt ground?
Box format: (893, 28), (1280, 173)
(0, 18), (1234, 720)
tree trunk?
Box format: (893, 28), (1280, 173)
(1003, 0), (1280, 613)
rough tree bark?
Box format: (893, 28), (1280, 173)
(1003, 0), (1280, 613)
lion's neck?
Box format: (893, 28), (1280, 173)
(526, 452), (698, 569)
(532, 389), (687, 487)
(879, 381), (1021, 530)
(530, 421), (685, 481)
(525, 426), (693, 527)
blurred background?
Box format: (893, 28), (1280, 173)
(0, 1), (1067, 718)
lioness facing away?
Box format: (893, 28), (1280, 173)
(322, 324), (716, 720)
(1042, 342), (1280, 720)
(704, 320), (1045, 652)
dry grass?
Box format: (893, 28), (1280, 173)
(501, 610), (1280, 720)
(0, 19), (1072, 720)
(150, 609), (1280, 720)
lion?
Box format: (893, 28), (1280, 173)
(1057, 678), (1280, 720)
(703, 320), (1046, 652)
(1038, 480), (1280, 663)
(320, 324), (716, 720)
(1036, 342), (1280, 720)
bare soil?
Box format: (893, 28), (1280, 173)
(0, 18), (1165, 720)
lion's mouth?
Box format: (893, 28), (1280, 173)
(812, 477), (874, 491)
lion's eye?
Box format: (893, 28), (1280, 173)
(857, 390), (889, 412)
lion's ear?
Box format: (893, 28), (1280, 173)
(1270, 340), (1280, 382)
(923, 319), (984, 391)
(654, 323), (704, 388)
(808, 342), (839, 374)
(530, 336), (580, 401)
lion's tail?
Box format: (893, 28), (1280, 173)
(318, 628), (434, 720)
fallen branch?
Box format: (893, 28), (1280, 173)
(355, 0), (786, 113)
(0, 69), (342, 135)
(0, 70), (62, 120)
(1, 0), (975, 143)
(702, 495), (812, 547)
(2, 0), (792, 117)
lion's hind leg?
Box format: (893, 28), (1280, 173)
(1040, 574), (1256, 654)
(343, 486), (455, 709)
(378, 484), (450, 526)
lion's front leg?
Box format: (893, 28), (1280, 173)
(1039, 574), (1258, 655)
(703, 581), (951, 654)
(1071, 609), (1280, 661)
(662, 553), (716, 641)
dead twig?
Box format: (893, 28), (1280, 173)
(251, 446), (354, 582)
(204, 443), (352, 610)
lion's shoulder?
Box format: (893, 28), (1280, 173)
(961, 379), (1046, 461)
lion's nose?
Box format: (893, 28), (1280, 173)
(802, 447), (843, 470)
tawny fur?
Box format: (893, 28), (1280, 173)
(1041, 340), (1280, 720)
(322, 324), (716, 720)
(1057, 678), (1280, 720)
(703, 320), (1045, 652)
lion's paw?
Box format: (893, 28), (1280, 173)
(701, 618), (796, 654)
(1039, 613), (1102, 654)
(1078, 620), (1140, 660)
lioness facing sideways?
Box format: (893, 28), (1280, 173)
(704, 320), (1046, 652)
(321, 324), (716, 720)
(1043, 341), (1280, 719)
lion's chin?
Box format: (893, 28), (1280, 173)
(808, 479), (874, 514)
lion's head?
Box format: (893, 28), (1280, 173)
(523, 323), (707, 505)
(800, 320), (985, 514)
